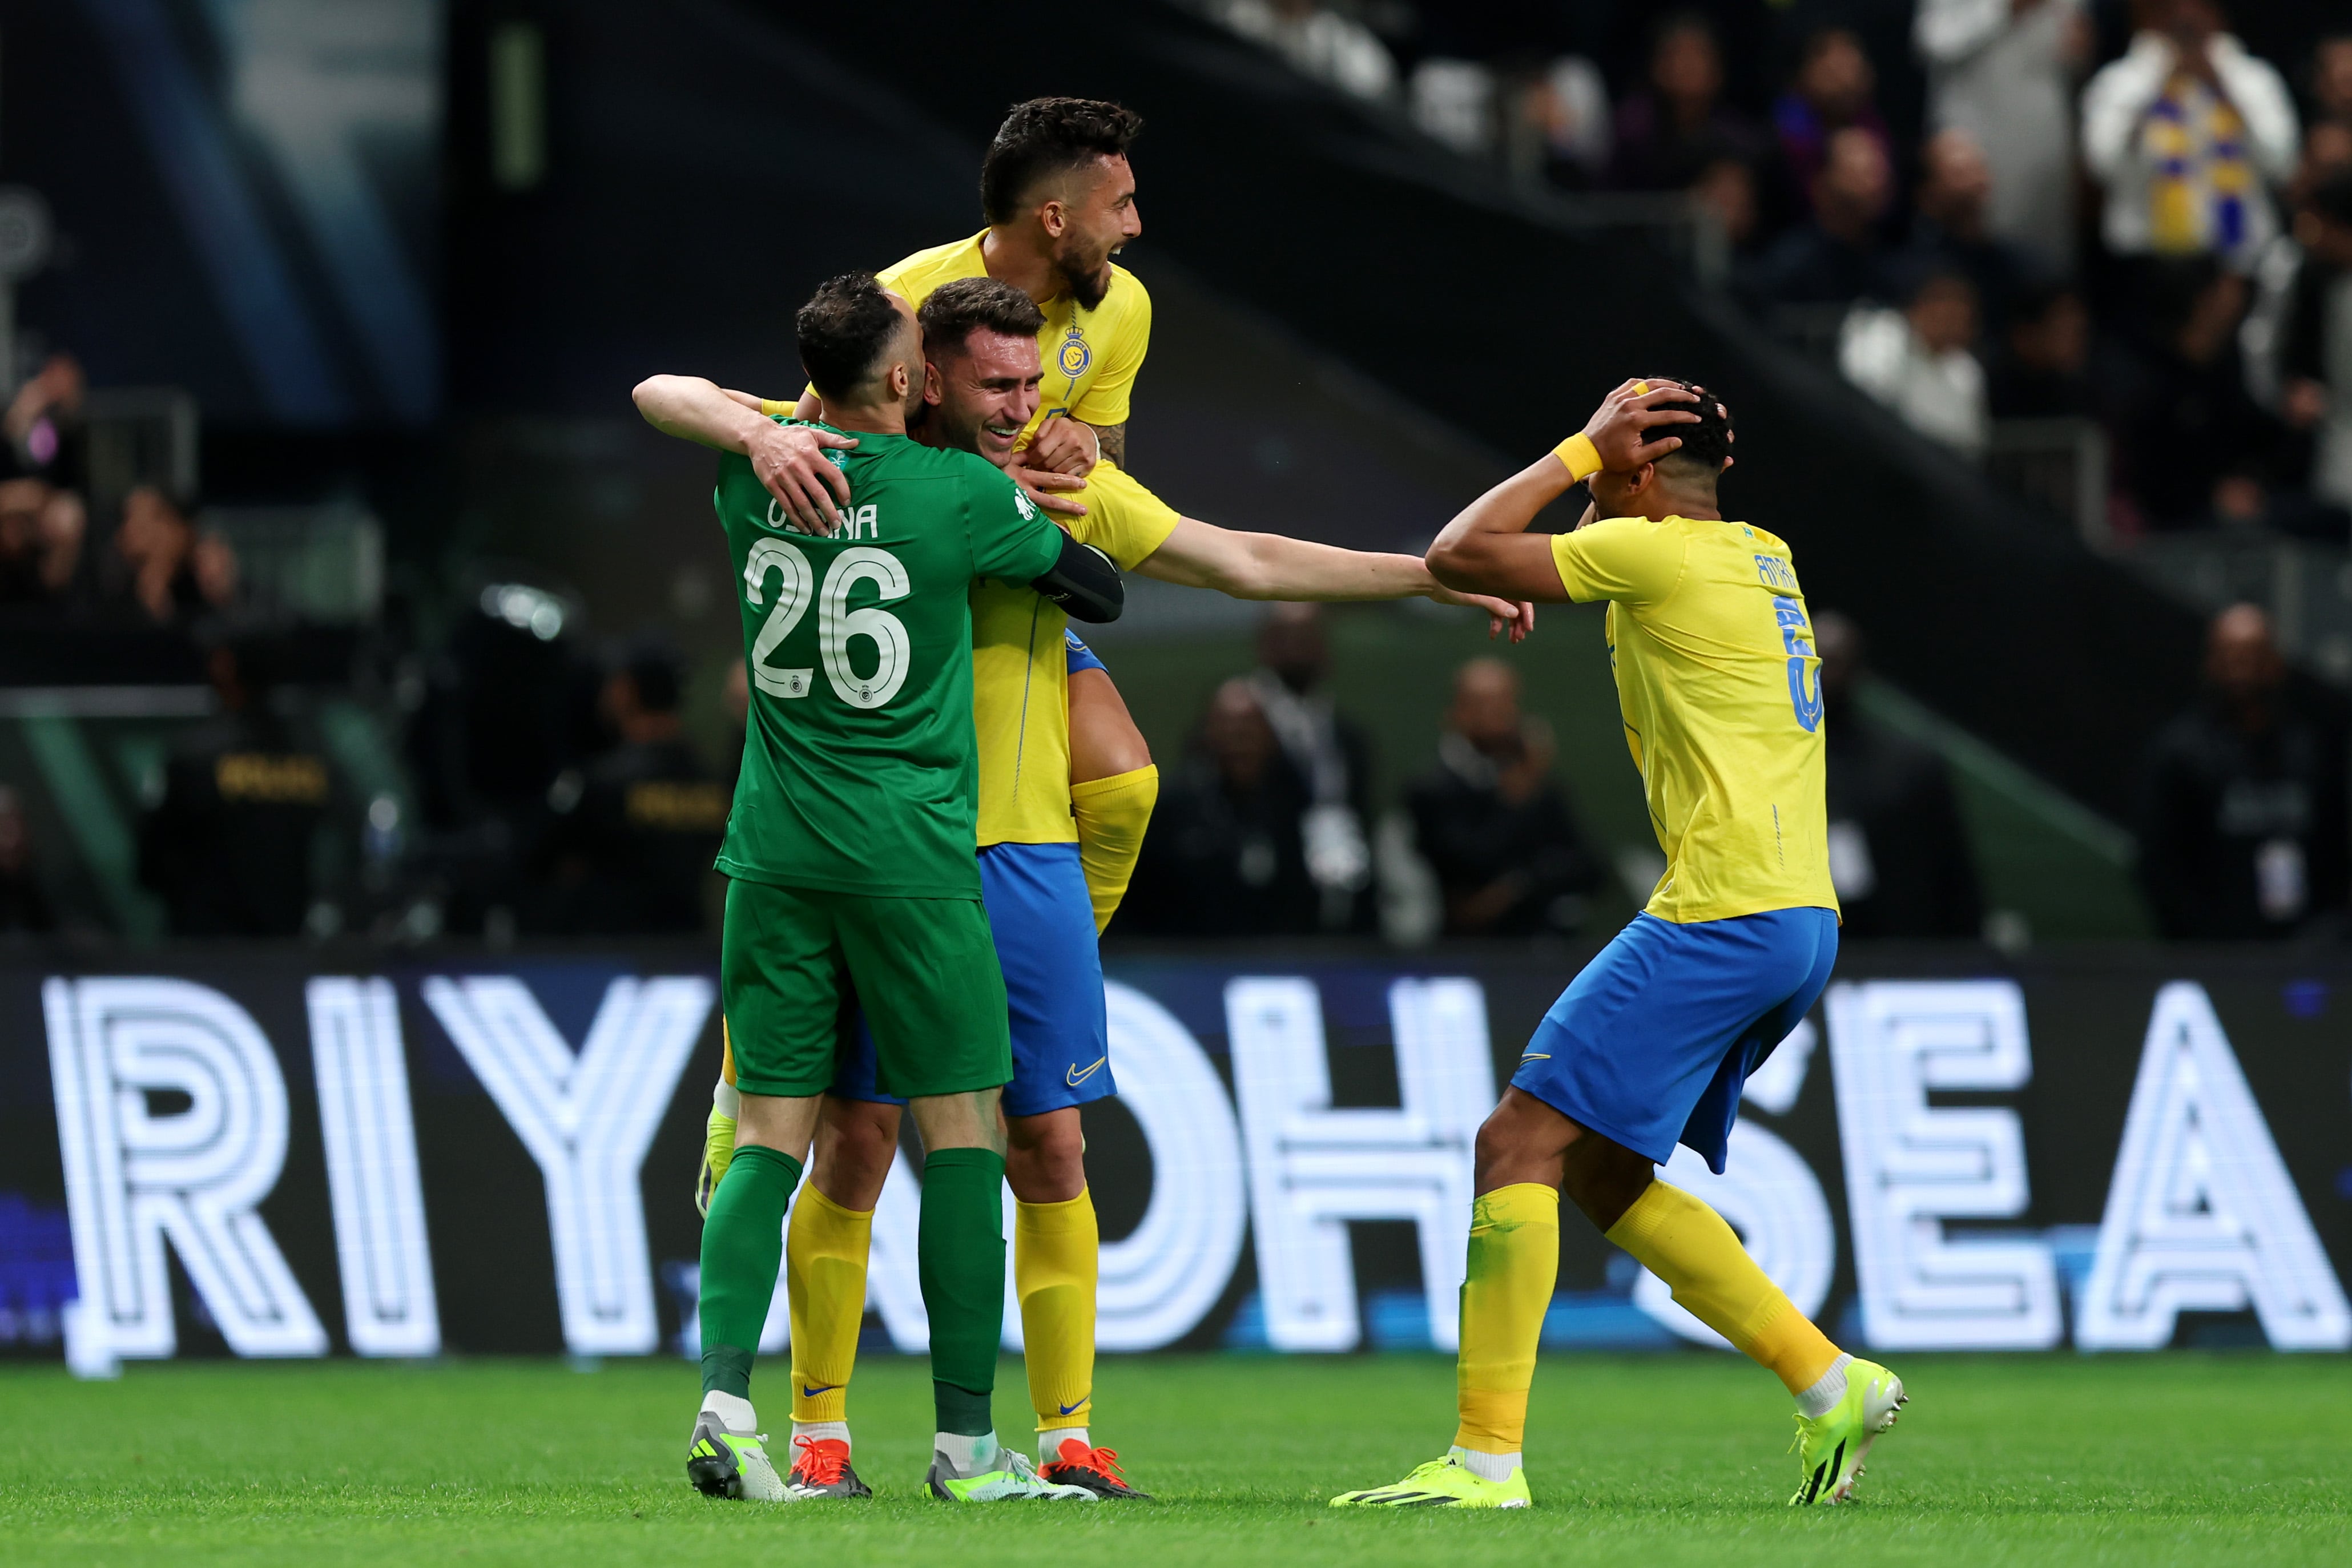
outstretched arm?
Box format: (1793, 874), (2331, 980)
(1134, 517), (1535, 642)
(630, 374), (855, 534)
(1427, 381), (1698, 600)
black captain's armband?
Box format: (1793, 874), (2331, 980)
(1030, 534), (1125, 624)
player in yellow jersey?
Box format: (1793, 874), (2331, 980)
(638, 272), (1526, 1500)
(1330, 380), (1907, 1511)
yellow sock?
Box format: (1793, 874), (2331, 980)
(1016, 1189), (1099, 1433)
(786, 1183), (872, 1425)
(1454, 1183), (1559, 1455)
(1069, 765), (1157, 933)
(1605, 1181), (1840, 1395)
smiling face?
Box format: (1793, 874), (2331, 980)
(1047, 154), (1142, 311)
(925, 327), (1044, 467)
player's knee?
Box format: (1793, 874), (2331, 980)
(811, 1098), (900, 1208)
(1473, 1087), (1577, 1191)
(1559, 1137), (1655, 1233)
(1005, 1108), (1086, 1203)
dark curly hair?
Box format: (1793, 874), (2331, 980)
(1648, 378), (1734, 481)
(796, 272), (904, 400)
(980, 98), (1144, 224)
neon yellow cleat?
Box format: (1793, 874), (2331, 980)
(1330, 1454), (1531, 1509)
(1789, 1359), (1907, 1506)
(927, 1446), (1096, 1502)
(696, 1089), (738, 1219)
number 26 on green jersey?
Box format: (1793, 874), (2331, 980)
(744, 538), (911, 709)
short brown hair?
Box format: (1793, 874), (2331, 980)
(918, 276), (1045, 361)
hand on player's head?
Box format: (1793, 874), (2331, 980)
(1581, 380), (1702, 473)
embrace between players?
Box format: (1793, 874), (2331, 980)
(630, 96), (1904, 1511)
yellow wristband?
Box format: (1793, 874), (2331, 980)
(759, 398), (795, 418)
(1552, 432), (1602, 482)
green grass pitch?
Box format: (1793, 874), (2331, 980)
(5, 1352), (2348, 1566)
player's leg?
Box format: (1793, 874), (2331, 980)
(688, 879), (838, 1503)
(1064, 639), (1157, 934)
(840, 890), (1093, 1503)
(981, 839), (1149, 1497)
(779, 1086), (897, 1500)
(1561, 908), (1901, 1505)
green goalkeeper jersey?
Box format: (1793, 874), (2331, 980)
(712, 418), (1066, 899)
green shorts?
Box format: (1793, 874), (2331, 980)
(720, 878), (1012, 1099)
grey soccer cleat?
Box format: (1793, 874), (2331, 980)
(927, 1442), (1098, 1502)
(686, 1407), (787, 1502)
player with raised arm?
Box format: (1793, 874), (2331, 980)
(665, 272), (1119, 1507)
(638, 273), (1527, 1501)
(1328, 380), (1907, 1510)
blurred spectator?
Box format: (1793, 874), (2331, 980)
(1211, 0), (1396, 103)
(1906, 128), (2039, 340)
(2109, 256), (2285, 529)
(1915, 0), (2093, 273)
(1405, 658), (1602, 938)
(0, 786), (54, 936)
(1249, 604), (1375, 930)
(138, 635), (336, 937)
(1123, 678), (1316, 937)
(1742, 126), (1898, 308)
(111, 486), (237, 624)
(2266, 171), (2352, 512)
(0, 356), (89, 606)
(1531, 56), (1613, 188)
(2136, 603), (2348, 939)
(2, 354), (86, 490)
(532, 637), (727, 934)
(1814, 614), (1984, 938)
(1773, 29), (1895, 218)
(1987, 277), (2097, 417)
(2309, 33), (2352, 130)
(2081, 0), (2298, 272)
(0, 478), (83, 605)
(1410, 58), (1497, 156)
(1839, 267), (1991, 456)
(1608, 15), (1765, 194)
(1689, 155), (1761, 256)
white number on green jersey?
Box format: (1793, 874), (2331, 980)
(744, 538), (816, 698)
(744, 539), (911, 708)
(819, 546), (912, 709)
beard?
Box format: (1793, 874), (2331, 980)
(1052, 237), (1115, 311)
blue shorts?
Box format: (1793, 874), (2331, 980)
(1065, 629), (1106, 676)
(1512, 907), (1838, 1174)
(832, 840), (1114, 1117)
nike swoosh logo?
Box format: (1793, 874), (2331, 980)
(1065, 1056), (1107, 1086)
(1520, 1053), (1552, 1061)
(1058, 1398), (1089, 1414)
(802, 1383), (840, 1397)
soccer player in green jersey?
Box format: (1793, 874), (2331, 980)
(667, 271), (1121, 1505)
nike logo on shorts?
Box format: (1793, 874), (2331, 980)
(1065, 1055), (1107, 1086)
(1520, 1052), (1552, 1061)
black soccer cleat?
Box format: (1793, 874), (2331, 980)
(1040, 1437), (1154, 1500)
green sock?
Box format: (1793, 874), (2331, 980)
(919, 1147), (1007, 1437)
(698, 1143), (802, 1398)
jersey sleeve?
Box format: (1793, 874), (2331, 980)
(964, 461), (1068, 582)
(1549, 517), (1686, 604)
(1069, 460), (1181, 570)
(1068, 272), (1149, 428)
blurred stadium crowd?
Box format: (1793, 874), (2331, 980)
(1208, 0), (2352, 534)
(3, 0), (2350, 951)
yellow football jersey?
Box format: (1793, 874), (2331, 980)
(869, 230), (1171, 845)
(1550, 514), (1839, 924)
(972, 460), (1179, 845)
